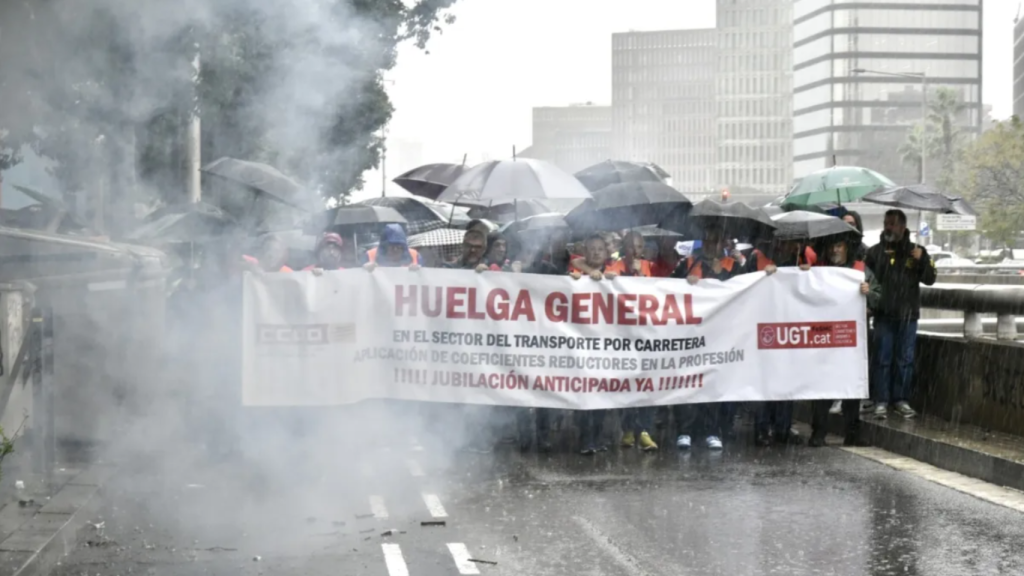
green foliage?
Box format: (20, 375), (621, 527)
(945, 116), (1024, 245)
(0, 425), (13, 483)
(898, 86), (967, 184)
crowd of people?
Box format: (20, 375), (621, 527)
(238, 206), (937, 455)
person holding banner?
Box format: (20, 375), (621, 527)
(363, 224), (423, 270)
(670, 222), (739, 451)
(443, 229), (489, 272)
(303, 232), (347, 274)
(569, 233), (614, 455)
(810, 232), (880, 447)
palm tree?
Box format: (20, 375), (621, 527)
(927, 86), (966, 159)
(898, 122), (935, 184)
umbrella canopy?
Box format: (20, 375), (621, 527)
(437, 158), (592, 206)
(304, 205), (407, 235)
(499, 213), (569, 237)
(861, 184), (977, 215)
(468, 198), (555, 223)
(574, 160), (667, 192)
(127, 202), (236, 243)
(357, 196), (469, 235)
(770, 210), (859, 241)
(393, 163), (468, 200)
(634, 225), (685, 238)
(566, 181), (691, 232)
(407, 227), (466, 249)
(661, 199), (776, 240)
(202, 157), (316, 212)
(783, 166), (896, 208)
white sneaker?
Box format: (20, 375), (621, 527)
(829, 400), (842, 415)
(860, 401), (875, 414)
(873, 403), (888, 419)
(676, 435), (692, 450)
(894, 401), (917, 419)
(706, 436), (723, 450)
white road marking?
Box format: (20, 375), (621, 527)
(843, 446), (1024, 514)
(370, 495), (389, 519)
(422, 493), (448, 518)
(573, 516), (656, 576)
(447, 543), (481, 575)
(407, 459), (424, 477)
(382, 543), (409, 576)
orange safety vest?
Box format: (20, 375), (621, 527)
(605, 258), (653, 277)
(684, 256), (736, 279)
(366, 246), (420, 265)
(852, 260), (865, 272)
(243, 255), (292, 273)
(753, 249), (773, 271)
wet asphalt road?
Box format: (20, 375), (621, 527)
(53, 419), (1024, 576)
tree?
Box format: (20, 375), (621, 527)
(897, 122), (937, 184)
(945, 116), (1024, 245)
(927, 86), (967, 160)
(0, 0), (458, 225)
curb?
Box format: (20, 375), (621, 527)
(0, 465), (114, 576)
(794, 403), (1024, 493)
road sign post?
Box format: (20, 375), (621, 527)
(936, 214), (977, 231)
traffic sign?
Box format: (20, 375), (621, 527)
(936, 214), (977, 231)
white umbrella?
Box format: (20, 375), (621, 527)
(437, 159), (593, 206)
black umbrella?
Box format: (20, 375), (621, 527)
(565, 181), (691, 232)
(393, 163), (468, 200)
(574, 160), (667, 192)
(861, 184), (977, 215)
(499, 213), (569, 237)
(661, 199), (776, 241)
(304, 205), (407, 235)
(357, 196), (469, 235)
(127, 202), (236, 243)
(770, 210), (859, 241)
(202, 157), (317, 212)
(468, 199), (556, 223)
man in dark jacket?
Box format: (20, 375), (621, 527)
(864, 209), (937, 420)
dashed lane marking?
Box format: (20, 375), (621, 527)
(842, 446), (1024, 514)
(370, 495), (389, 519)
(422, 493), (448, 518)
(382, 543), (409, 576)
(447, 543), (481, 575)
(407, 459), (425, 477)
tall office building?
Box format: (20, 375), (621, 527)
(792, 0), (983, 184)
(1015, 16), (1024, 119)
(611, 29), (718, 192)
(716, 0), (793, 196)
(527, 104), (612, 174)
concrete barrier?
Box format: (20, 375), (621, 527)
(914, 333), (1024, 437)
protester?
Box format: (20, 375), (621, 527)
(304, 232), (346, 274)
(747, 237), (812, 446)
(444, 229), (489, 271)
(669, 222), (738, 450)
(864, 209), (936, 420)
(363, 224), (423, 269)
(808, 233), (881, 446)
(569, 234), (613, 455)
(842, 210), (868, 262)
(245, 233), (293, 273)
(484, 232), (509, 271)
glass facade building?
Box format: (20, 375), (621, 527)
(611, 29), (718, 192)
(792, 0), (983, 185)
(529, 105), (612, 175)
(716, 0), (794, 196)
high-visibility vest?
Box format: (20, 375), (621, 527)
(605, 258), (652, 277)
(366, 246), (420, 265)
(243, 255), (292, 273)
(683, 256), (736, 279)
(753, 250), (773, 271)
(853, 260), (865, 272)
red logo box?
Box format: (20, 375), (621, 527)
(757, 321), (858, 350)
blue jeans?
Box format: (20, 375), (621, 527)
(621, 407), (655, 435)
(755, 402), (794, 436)
(871, 318), (918, 404)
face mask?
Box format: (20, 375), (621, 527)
(883, 232), (897, 243)
(829, 252), (845, 265)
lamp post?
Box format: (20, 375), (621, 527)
(380, 78), (396, 197)
(851, 68), (928, 183)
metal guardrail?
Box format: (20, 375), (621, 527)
(921, 283), (1024, 340)
(935, 264), (1024, 272)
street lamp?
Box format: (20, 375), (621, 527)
(380, 78), (396, 196)
(851, 68), (928, 183)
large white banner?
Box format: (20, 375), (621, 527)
(242, 267), (868, 409)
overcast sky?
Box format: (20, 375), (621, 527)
(357, 0), (1017, 200)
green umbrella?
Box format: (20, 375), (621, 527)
(782, 166), (896, 208)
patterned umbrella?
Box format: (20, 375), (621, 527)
(407, 228), (466, 263)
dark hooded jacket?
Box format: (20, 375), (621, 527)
(865, 231), (937, 320)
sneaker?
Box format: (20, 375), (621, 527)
(860, 401), (876, 414)
(775, 428), (804, 445)
(829, 400), (842, 415)
(580, 445), (596, 456)
(676, 435), (692, 450)
(894, 401), (917, 419)
(620, 431), (636, 448)
(808, 435), (827, 448)
(639, 432), (658, 452)
(706, 436), (723, 450)
(873, 403), (888, 419)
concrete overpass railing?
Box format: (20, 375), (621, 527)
(920, 283), (1024, 340)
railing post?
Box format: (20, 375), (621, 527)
(996, 313), (1018, 341)
(964, 311), (983, 338)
